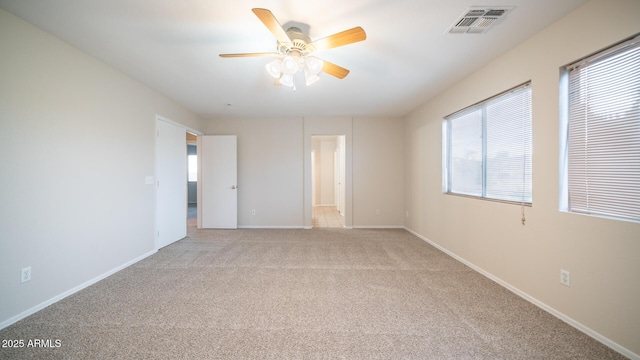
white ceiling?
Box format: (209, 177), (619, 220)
(0, 0), (589, 119)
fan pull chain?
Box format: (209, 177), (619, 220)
(521, 205), (526, 226)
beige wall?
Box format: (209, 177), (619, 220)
(354, 117), (404, 227)
(205, 116), (404, 229)
(0, 9), (203, 326)
(205, 118), (305, 228)
(2, 0), (637, 355)
(312, 136), (339, 206)
(403, 0), (640, 356)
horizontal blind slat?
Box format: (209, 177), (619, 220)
(566, 38), (640, 222)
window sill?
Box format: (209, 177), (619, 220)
(444, 192), (532, 207)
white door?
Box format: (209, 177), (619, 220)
(156, 119), (187, 248)
(200, 135), (237, 229)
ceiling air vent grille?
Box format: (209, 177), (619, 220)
(448, 7), (514, 34)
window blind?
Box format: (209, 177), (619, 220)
(486, 87), (532, 203)
(567, 36), (640, 222)
(445, 83), (532, 204)
(449, 109), (483, 196)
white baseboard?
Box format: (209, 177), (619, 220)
(0, 249), (157, 331)
(353, 226), (405, 229)
(239, 226), (305, 229)
(404, 227), (639, 360)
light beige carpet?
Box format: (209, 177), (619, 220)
(0, 228), (626, 359)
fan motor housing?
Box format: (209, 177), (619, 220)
(278, 27), (315, 55)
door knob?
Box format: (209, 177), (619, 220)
(231, 185), (237, 189)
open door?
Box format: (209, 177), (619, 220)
(199, 135), (237, 229)
(155, 119), (187, 248)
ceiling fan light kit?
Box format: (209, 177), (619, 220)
(264, 55), (323, 88)
(220, 8), (366, 89)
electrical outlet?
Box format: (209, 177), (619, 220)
(251, 209), (256, 216)
(560, 269), (571, 287)
(375, 209), (381, 216)
(21, 266), (31, 283)
(405, 211), (409, 218)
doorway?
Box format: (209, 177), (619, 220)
(311, 135), (346, 228)
(187, 133), (197, 229)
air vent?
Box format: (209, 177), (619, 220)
(448, 6), (514, 34)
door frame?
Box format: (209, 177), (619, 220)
(303, 117), (353, 229)
(311, 135), (346, 227)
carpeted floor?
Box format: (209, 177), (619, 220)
(0, 228), (626, 359)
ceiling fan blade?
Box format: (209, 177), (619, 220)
(310, 27), (366, 52)
(322, 60), (350, 79)
(219, 52), (279, 58)
(252, 8), (291, 45)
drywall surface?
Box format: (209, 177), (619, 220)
(0, 9), (202, 327)
(403, 0), (640, 356)
(205, 116), (404, 228)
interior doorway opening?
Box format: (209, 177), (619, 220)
(311, 135), (346, 228)
(187, 132), (197, 229)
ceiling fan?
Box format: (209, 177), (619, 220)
(219, 8), (366, 88)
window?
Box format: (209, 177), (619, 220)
(443, 83), (532, 204)
(560, 35), (640, 222)
(188, 154), (197, 182)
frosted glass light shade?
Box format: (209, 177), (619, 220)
(265, 59), (282, 78)
(281, 56), (299, 75)
(279, 73), (295, 87)
(266, 55), (323, 88)
(305, 73), (320, 86)
(305, 56), (323, 75)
